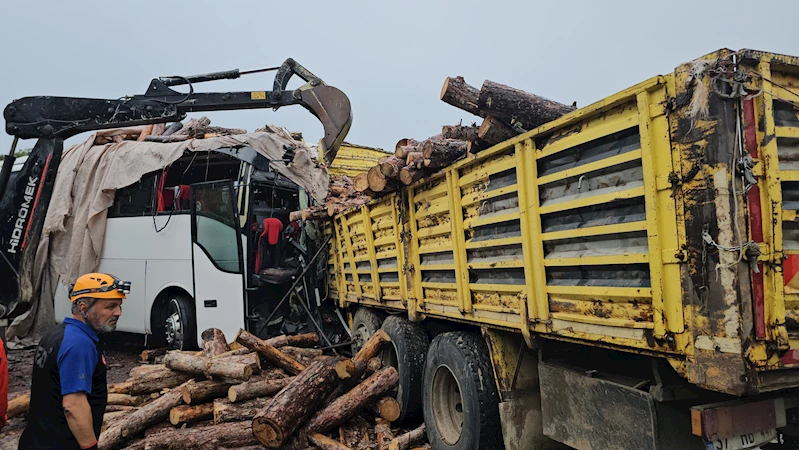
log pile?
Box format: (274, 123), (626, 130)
(440, 75), (576, 153)
(7, 328), (425, 449)
(289, 174), (374, 222)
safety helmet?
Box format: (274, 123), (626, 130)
(69, 273), (130, 303)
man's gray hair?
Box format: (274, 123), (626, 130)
(71, 298), (90, 315)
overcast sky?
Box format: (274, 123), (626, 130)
(1, 0), (798, 155)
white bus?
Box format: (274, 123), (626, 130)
(52, 146), (328, 349)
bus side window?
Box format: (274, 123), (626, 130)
(108, 172), (158, 218)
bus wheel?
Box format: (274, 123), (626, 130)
(164, 296), (197, 350)
(351, 307), (385, 352)
(381, 315), (429, 423)
(423, 332), (502, 450)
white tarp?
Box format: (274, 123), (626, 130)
(7, 127), (328, 342)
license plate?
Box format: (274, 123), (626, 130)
(704, 429), (777, 450)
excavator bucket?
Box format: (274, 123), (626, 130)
(300, 85), (352, 166)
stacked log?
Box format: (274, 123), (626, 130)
(440, 75), (576, 153)
(72, 329), (426, 449)
(291, 174), (374, 221)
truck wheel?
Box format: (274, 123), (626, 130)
(423, 332), (502, 450)
(380, 315), (429, 423)
(164, 295), (197, 350)
(351, 307), (385, 352)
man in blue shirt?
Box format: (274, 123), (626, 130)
(18, 273), (129, 450)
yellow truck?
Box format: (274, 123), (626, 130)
(328, 48), (799, 450)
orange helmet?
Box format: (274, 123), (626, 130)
(69, 273), (130, 303)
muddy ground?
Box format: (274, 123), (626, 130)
(1, 333), (145, 449)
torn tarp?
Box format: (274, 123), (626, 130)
(7, 127), (328, 341)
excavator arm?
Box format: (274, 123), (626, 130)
(0, 58), (351, 319)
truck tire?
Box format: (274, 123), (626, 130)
(351, 307), (385, 352)
(380, 315), (429, 423)
(164, 295), (197, 350)
(423, 332), (502, 450)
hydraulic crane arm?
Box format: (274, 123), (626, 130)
(0, 58), (351, 320)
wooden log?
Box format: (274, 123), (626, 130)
(169, 403), (214, 426)
(140, 421), (257, 450)
(164, 351), (252, 381)
(201, 328), (231, 358)
(98, 380), (191, 450)
(442, 124), (480, 141)
(421, 139), (467, 169)
(8, 392), (30, 418)
(107, 393), (146, 407)
(213, 397), (269, 424)
(366, 356), (383, 374)
(182, 379), (236, 404)
(399, 165), (424, 186)
(367, 166), (400, 193)
(106, 404), (137, 413)
(375, 418), (395, 449)
(353, 173), (370, 193)
(251, 357), (349, 448)
(228, 376), (294, 403)
(394, 138), (419, 157)
(388, 424), (427, 450)
(478, 115), (520, 145)
(379, 156), (406, 179)
(330, 185), (354, 197)
(367, 396), (401, 422)
(301, 367), (400, 438)
(308, 433), (353, 450)
(228, 341), (245, 351)
(477, 80), (575, 131)
(338, 416), (370, 449)
(128, 363), (167, 378)
(173, 116), (211, 136)
(440, 76), (483, 117)
(353, 330), (391, 366)
(214, 347), (250, 359)
(217, 352), (261, 374)
(143, 135), (190, 143)
(235, 329), (305, 376)
(467, 139), (489, 154)
(141, 348), (168, 362)
(281, 346), (323, 361)
(113, 366), (193, 395)
(289, 208), (330, 222)
(136, 125), (154, 142)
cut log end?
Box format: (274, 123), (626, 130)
(252, 417), (283, 448)
(336, 359), (357, 379)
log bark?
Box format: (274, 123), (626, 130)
(99, 380), (191, 450)
(109, 367), (193, 396)
(379, 156), (406, 179)
(182, 379), (236, 404)
(301, 367), (400, 438)
(235, 329), (305, 376)
(251, 357), (348, 448)
(440, 76), (483, 117)
(399, 165), (424, 186)
(405, 151), (424, 166)
(367, 165), (400, 193)
(217, 352), (261, 374)
(213, 397), (269, 424)
(478, 115), (520, 145)
(367, 396), (401, 422)
(308, 433), (353, 450)
(107, 393), (146, 407)
(442, 124), (479, 141)
(128, 363), (167, 378)
(421, 139), (467, 169)
(375, 418), (395, 449)
(214, 347), (250, 359)
(106, 405), (137, 413)
(141, 348), (168, 362)
(174, 116), (211, 136)
(388, 424), (426, 450)
(141, 420), (258, 450)
(169, 403), (215, 426)
(143, 135), (190, 143)
(280, 346), (324, 364)
(477, 80), (575, 131)
(353, 173), (370, 193)
(228, 377), (294, 403)
(290, 208), (330, 222)
(164, 351), (252, 381)
(201, 328), (231, 358)
(8, 392), (30, 418)
(330, 185), (354, 197)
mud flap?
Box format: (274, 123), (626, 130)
(539, 362), (704, 450)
